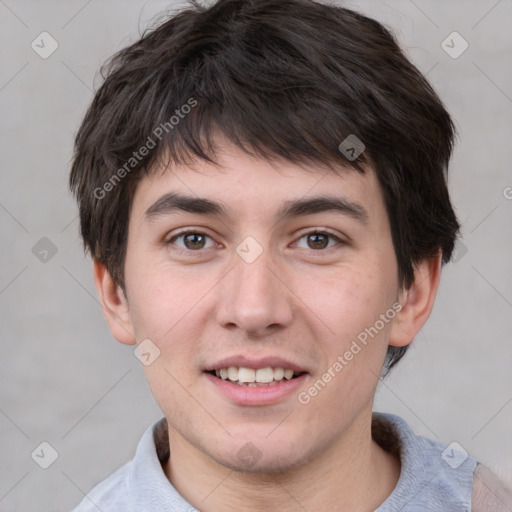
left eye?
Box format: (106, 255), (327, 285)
(295, 231), (342, 250)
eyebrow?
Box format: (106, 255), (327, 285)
(144, 192), (368, 224)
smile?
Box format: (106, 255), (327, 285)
(204, 369), (309, 406)
(209, 366), (305, 386)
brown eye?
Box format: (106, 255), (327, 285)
(167, 231), (215, 252)
(295, 231), (342, 251)
(183, 233), (206, 250)
(307, 233), (330, 250)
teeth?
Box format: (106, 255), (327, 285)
(284, 369), (294, 380)
(227, 366), (238, 380)
(212, 366), (301, 385)
(238, 367), (255, 383)
(273, 367), (284, 380)
(255, 367), (274, 383)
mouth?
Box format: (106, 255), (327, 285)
(206, 366), (307, 387)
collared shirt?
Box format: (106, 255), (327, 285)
(72, 412), (511, 511)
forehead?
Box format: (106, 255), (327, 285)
(130, 144), (385, 226)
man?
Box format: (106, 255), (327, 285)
(70, 0), (511, 509)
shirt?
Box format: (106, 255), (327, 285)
(72, 412), (511, 511)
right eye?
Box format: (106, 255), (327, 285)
(166, 230), (216, 252)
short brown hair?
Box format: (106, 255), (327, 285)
(69, 0), (460, 371)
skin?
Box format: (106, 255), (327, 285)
(94, 140), (442, 511)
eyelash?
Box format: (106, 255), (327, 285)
(165, 229), (344, 255)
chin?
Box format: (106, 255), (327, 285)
(214, 450), (310, 475)
(203, 434), (316, 476)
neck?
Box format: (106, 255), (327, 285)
(164, 411), (401, 512)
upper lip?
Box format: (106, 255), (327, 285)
(204, 356), (309, 374)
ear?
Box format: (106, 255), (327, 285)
(388, 252), (442, 348)
(93, 258), (136, 345)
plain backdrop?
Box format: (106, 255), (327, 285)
(1, 0), (511, 510)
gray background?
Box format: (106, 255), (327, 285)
(1, 0), (511, 510)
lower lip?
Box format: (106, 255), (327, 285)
(204, 372), (308, 406)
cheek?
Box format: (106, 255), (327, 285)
(125, 261), (210, 414)
(125, 253), (203, 337)
(297, 262), (395, 344)
(296, 268), (395, 414)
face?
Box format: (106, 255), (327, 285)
(121, 142), (402, 473)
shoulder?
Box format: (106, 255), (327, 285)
(471, 464), (512, 512)
(373, 413), (478, 511)
(71, 462), (131, 511)
(71, 418), (169, 511)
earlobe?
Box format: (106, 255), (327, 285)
(93, 259), (137, 345)
(388, 252), (442, 348)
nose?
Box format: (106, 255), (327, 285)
(215, 247), (294, 337)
